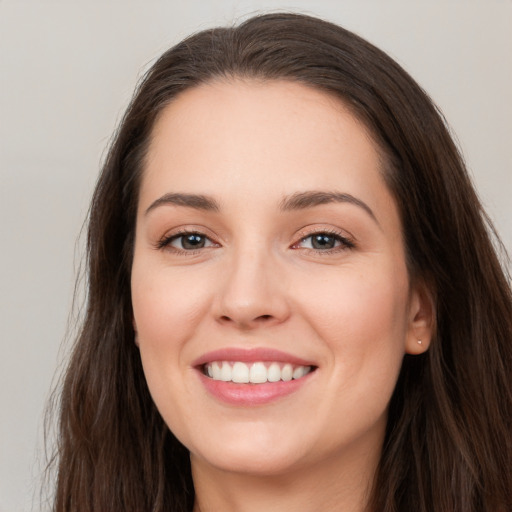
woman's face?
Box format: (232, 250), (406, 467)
(131, 80), (431, 477)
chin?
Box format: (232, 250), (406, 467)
(191, 446), (305, 477)
(186, 426), (311, 476)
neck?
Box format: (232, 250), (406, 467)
(191, 445), (379, 512)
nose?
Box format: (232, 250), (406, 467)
(213, 248), (290, 330)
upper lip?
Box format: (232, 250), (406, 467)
(192, 348), (316, 368)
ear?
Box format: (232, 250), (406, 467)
(405, 280), (435, 355)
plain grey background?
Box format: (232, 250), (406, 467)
(1, 1), (511, 511)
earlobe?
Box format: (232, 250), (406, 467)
(405, 281), (435, 355)
(407, 338), (426, 356)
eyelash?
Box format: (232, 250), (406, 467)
(156, 228), (355, 254)
(293, 229), (355, 253)
(156, 230), (218, 254)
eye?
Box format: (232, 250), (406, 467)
(158, 232), (217, 251)
(295, 231), (354, 251)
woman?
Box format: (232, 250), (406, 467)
(51, 12), (512, 512)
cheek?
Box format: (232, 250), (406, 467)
(297, 265), (410, 383)
(303, 265), (408, 330)
(130, 262), (216, 412)
(132, 264), (211, 346)
(130, 263), (214, 429)
(299, 268), (410, 446)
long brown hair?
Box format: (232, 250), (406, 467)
(50, 12), (512, 512)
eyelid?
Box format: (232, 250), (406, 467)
(155, 227), (220, 252)
(153, 225), (355, 254)
(291, 226), (356, 251)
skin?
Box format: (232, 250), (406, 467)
(131, 80), (433, 512)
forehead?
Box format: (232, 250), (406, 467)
(141, 79), (393, 217)
(148, 78), (376, 161)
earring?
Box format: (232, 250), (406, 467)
(417, 339), (423, 345)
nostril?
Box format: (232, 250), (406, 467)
(219, 314), (272, 321)
(217, 313), (275, 327)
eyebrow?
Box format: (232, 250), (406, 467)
(145, 193), (220, 215)
(280, 191), (379, 225)
(144, 190), (378, 226)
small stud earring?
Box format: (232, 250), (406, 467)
(417, 339), (422, 345)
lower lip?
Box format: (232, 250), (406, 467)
(197, 371), (314, 406)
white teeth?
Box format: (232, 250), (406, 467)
(205, 361), (312, 384)
(292, 366), (305, 379)
(281, 364), (293, 381)
(212, 362), (222, 380)
(267, 363), (281, 382)
(249, 362), (267, 383)
(220, 361), (232, 381)
(232, 362), (250, 383)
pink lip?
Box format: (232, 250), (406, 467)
(192, 347), (317, 407)
(198, 373), (314, 406)
(192, 347), (315, 367)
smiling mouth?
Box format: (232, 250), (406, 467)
(202, 361), (315, 384)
